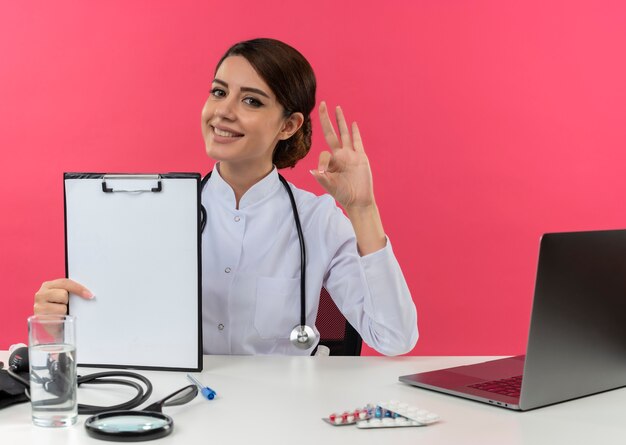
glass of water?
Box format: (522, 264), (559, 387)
(27, 314), (77, 427)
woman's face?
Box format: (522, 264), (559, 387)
(201, 55), (295, 170)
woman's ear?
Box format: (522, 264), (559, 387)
(279, 112), (304, 140)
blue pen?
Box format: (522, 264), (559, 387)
(187, 374), (217, 400)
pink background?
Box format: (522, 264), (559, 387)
(1, 1), (626, 355)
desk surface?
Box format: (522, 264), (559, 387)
(1, 352), (624, 444)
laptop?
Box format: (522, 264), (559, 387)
(400, 229), (626, 411)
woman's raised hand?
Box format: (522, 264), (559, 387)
(310, 102), (376, 210)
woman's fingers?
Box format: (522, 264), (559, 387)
(310, 151), (337, 193)
(319, 101), (340, 151)
(313, 102), (373, 209)
(352, 122), (364, 152)
(317, 150), (332, 172)
(335, 106), (352, 149)
(40, 278), (93, 299)
(35, 288), (69, 305)
(34, 278), (93, 315)
(34, 301), (69, 315)
(319, 101), (357, 152)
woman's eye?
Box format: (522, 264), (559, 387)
(210, 88), (226, 98)
(243, 97), (263, 108)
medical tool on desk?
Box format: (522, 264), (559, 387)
(187, 373), (216, 400)
(84, 384), (198, 442)
(200, 171), (317, 350)
(5, 346), (153, 415)
(5, 346), (201, 441)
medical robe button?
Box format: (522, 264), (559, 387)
(234, 216), (241, 222)
(218, 324), (224, 331)
(224, 267), (231, 273)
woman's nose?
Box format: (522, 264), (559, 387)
(214, 97), (236, 120)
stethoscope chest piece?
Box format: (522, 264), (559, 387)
(290, 324), (317, 349)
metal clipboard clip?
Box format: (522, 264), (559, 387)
(102, 174), (162, 193)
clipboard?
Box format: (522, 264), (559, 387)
(64, 173), (202, 371)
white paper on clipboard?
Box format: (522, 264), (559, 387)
(64, 173), (202, 371)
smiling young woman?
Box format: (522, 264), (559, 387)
(201, 54), (306, 203)
(34, 38), (418, 356)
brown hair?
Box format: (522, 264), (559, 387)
(216, 38), (317, 169)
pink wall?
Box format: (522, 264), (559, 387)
(2, 1), (626, 355)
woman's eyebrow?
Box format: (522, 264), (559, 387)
(213, 78), (271, 99)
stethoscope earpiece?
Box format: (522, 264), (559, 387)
(290, 325), (317, 349)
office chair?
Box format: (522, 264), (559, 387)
(314, 287), (362, 356)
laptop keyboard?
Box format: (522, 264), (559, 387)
(468, 375), (522, 398)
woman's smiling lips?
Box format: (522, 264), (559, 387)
(210, 124), (244, 143)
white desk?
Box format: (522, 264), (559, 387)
(1, 352), (625, 444)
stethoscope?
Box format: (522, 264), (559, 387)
(5, 345), (199, 441)
(199, 171), (317, 349)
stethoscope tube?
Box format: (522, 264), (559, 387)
(200, 170), (316, 349)
(77, 371), (153, 415)
(278, 175), (307, 330)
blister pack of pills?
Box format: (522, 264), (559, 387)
(357, 401), (440, 428)
(322, 400), (440, 429)
(322, 404), (375, 426)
